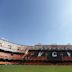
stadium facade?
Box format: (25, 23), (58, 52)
(0, 39), (72, 65)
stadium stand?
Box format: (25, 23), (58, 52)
(0, 39), (72, 65)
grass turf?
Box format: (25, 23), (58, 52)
(0, 65), (72, 72)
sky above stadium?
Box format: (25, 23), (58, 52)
(0, 0), (72, 45)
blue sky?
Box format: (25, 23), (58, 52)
(0, 0), (72, 45)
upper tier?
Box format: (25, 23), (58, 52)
(0, 39), (72, 53)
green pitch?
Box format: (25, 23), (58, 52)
(0, 65), (72, 72)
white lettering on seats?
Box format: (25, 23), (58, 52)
(52, 52), (57, 57)
(38, 52), (43, 56)
(67, 52), (71, 57)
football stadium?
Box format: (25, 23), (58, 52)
(0, 39), (72, 72)
(0, 0), (72, 72)
(0, 39), (72, 65)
